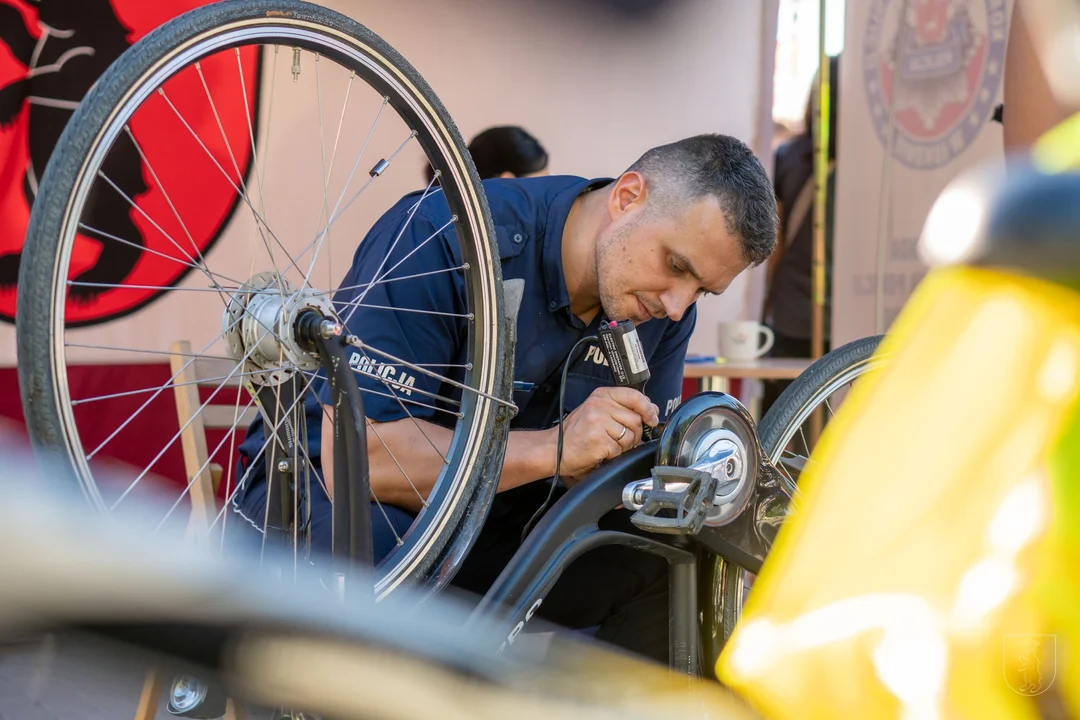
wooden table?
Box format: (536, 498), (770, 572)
(683, 357), (812, 393)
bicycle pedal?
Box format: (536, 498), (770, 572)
(629, 466), (718, 535)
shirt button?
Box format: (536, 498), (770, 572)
(540, 384), (552, 393)
(549, 300), (557, 310)
(512, 233), (524, 244)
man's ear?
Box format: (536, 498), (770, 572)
(607, 171), (647, 221)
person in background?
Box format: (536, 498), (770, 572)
(771, 120), (794, 152)
(424, 125), (549, 184)
(761, 54), (839, 416)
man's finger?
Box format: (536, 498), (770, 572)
(608, 406), (645, 444)
(602, 387), (659, 425)
(605, 437), (623, 461)
(608, 421), (636, 450)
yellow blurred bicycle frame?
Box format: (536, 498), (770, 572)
(717, 117), (1080, 719)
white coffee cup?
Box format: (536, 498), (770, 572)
(718, 321), (774, 361)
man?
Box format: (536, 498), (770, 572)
(235, 133), (777, 662)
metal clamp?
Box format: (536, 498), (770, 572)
(628, 465), (718, 535)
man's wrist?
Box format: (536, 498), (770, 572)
(503, 427), (558, 487)
(524, 426), (558, 480)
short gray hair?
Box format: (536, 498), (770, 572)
(626, 134), (778, 266)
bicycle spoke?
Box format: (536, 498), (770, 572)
(344, 219), (455, 316)
(386, 393), (449, 465)
(797, 425), (811, 457)
(154, 393), (259, 531)
(351, 366), (462, 409)
(70, 367), (293, 405)
(95, 171), (229, 296)
(261, 346), (295, 563)
(302, 54), (335, 293)
(316, 402), (410, 544)
(206, 380), (319, 538)
(218, 375), (248, 551)
(283, 96), (388, 281)
(350, 175), (440, 309)
(81, 316), (244, 460)
(158, 87), (300, 278)
(77, 222), (245, 285)
(207, 362), (331, 540)
(257, 45), (280, 219)
(335, 301), (472, 319)
(318, 65), (355, 290)
(235, 47), (267, 222)
(196, 61), (249, 202)
(106, 325), (276, 507)
(366, 362), (472, 370)
(292, 424), (330, 501)
(348, 338), (515, 410)
(300, 369), (462, 419)
(367, 419), (429, 511)
(371, 493), (404, 547)
(775, 453), (802, 486)
(319, 369), (450, 467)
(358, 386), (461, 418)
(123, 125), (222, 303)
(316, 128), (415, 241)
(64, 343), (235, 361)
(67, 281), (238, 293)
(321, 369), (449, 466)
(311, 53), (331, 296)
(313, 265), (467, 297)
(194, 60), (276, 264)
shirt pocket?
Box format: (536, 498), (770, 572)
(494, 225), (528, 261)
(510, 381), (538, 427)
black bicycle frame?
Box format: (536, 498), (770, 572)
(258, 312), (373, 581)
(467, 445), (704, 671)
(469, 393), (791, 676)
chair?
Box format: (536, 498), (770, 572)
(168, 340), (258, 537)
(132, 341), (257, 720)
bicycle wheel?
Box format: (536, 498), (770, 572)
(16, 0), (510, 598)
(704, 335), (885, 656)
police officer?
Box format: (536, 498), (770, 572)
(236, 133), (778, 663)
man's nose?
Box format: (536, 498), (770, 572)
(659, 289), (693, 323)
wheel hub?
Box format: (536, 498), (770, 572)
(222, 272), (338, 387)
(688, 427), (751, 527)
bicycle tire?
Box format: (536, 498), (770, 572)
(757, 335), (884, 462)
(16, 0), (511, 599)
(701, 335), (885, 667)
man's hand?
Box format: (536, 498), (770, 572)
(551, 386), (659, 482)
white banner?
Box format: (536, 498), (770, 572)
(833, 0), (1012, 345)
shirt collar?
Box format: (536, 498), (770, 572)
(541, 177), (613, 318)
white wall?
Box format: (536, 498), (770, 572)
(1, 0), (767, 365)
(349, 0), (769, 357)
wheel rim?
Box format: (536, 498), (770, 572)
(765, 356), (885, 466)
(20, 7), (505, 598)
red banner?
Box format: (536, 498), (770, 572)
(0, 0), (259, 326)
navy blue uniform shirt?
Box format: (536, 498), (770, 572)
(235, 176), (695, 510)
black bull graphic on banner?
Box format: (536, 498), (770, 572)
(0, 0), (259, 326)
